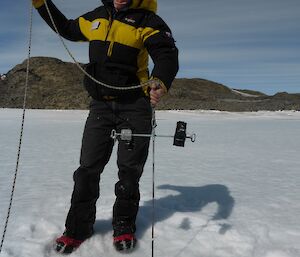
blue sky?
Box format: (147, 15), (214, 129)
(1, 0), (300, 95)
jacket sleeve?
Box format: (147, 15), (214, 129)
(143, 14), (179, 90)
(36, 0), (87, 41)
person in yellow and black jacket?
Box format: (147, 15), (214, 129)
(33, 0), (178, 254)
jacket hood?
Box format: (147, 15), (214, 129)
(102, 0), (157, 13)
(129, 0), (157, 13)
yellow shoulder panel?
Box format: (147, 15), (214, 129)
(107, 20), (143, 49)
(106, 20), (159, 49)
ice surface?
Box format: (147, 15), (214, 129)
(0, 109), (299, 257)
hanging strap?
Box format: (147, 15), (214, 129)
(0, 2), (33, 254)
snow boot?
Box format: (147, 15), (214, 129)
(54, 234), (84, 254)
(113, 233), (137, 251)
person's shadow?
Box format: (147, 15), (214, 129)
(94, 184), (235, 237)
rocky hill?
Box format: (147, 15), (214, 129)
(1, 57), (299, 111)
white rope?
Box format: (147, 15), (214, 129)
(0, 1), (33, 254)
(43, 0), (150, 91)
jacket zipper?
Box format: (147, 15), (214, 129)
(105, 10), (114, 57)
(107, 41), (114, 57)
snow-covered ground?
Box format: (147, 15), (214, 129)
(0, 109), (300, 257)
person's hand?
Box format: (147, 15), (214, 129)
(32, 0), (45, 8)
(147, 79), (167, 107)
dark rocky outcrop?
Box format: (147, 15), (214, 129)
(1, 57), (299, 111)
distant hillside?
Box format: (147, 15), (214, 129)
(1, 57), (299, 111)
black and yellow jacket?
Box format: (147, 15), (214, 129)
(36, 0), (179, 99)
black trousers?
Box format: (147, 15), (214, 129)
(65, 97), (152, 240)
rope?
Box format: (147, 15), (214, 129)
(151, 107), (157, 257)
(43, 0), (151, 91)
(0, 2), (33, 254)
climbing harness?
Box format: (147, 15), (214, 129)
(0, 2), (33, 255)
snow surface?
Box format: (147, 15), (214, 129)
(0, 109), (300, 257)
